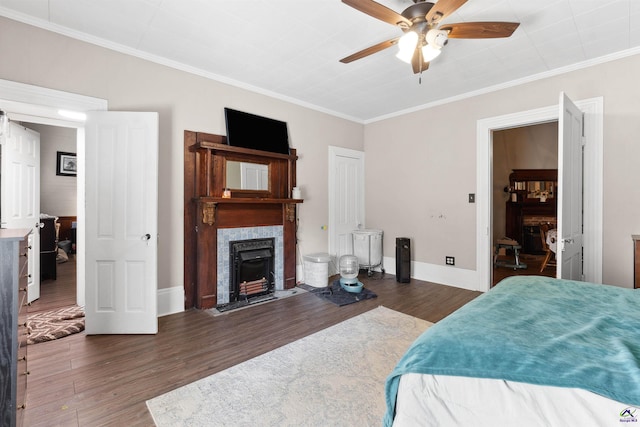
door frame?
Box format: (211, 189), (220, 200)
(0, 78), (108, 306)
(477, 96), (603, 292)
(328, 146), (365, 274)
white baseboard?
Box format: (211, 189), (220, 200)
(382, 256), (481, 292)
(157, 286), (184, 317)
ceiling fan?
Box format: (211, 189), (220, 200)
(340, 0), (520, 75)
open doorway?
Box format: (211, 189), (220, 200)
(0, 78), (107, 310)
(2, 81), (159, 335)
(23, 122), (78, 314)
(476, 96), (603, 293)
(491, 122), (558, 287)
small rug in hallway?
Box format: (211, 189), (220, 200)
(146, 306), (431, 427)
(27, 305), (84, 344)
(307, 279), (377, 306)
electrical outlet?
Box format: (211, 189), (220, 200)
(468, 193), (475, 203)
(446, 256), (455, 266)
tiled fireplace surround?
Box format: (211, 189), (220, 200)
(217, 226), (284, 305)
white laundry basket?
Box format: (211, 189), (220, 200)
(352, 229), (383, 274)
(303, 253), (332, 287)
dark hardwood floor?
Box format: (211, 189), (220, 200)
(492, 252), (556, 287)
(24, 259), (482, 426)
(29, 257), (78, 314)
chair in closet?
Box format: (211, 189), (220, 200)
(539, 223), (557, 273)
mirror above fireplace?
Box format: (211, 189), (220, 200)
(226, 160), (269, 191)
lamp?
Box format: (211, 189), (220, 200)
(398, 29), (447, 65)
(0, 110), (7, 137)
(421, 44), (442, 62)
(421, 29), (447, 62)
(426, 29), (448, 48)
(396, 31), (418, 64)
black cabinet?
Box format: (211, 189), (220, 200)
(395, 237), (411, 283)
(40, 217), (57, 281)
(523, 225), (544, 255)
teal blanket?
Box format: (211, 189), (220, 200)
(384, 276), (640, 426)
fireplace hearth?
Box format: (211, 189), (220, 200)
(229, 238), (275, 304)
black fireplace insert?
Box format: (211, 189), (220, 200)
(229, 238), (275, 302)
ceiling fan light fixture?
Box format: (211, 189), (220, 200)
(396, 31), (418, 63)
(426, 28), (449, 48)
(340, 0), (520, 76)
(396, 48), (415, 64)
(421, 44), (442, 62)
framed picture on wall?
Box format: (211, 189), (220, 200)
(56, 151), (77, 176)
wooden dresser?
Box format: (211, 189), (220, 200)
(0, 229), (30, 427)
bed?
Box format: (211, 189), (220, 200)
(384, 276), (640, 426)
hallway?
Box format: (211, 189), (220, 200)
(29, 256), (76, 315)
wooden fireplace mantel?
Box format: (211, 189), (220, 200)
(184, 130), (302, 309)
(195, 197), (302, 226)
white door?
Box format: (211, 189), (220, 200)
(328, 147), (365, 271)
(557, 93), (584, 280)
(240, 162), (268, 190)
(1, 123), (40, 302)
(84, 111), (158, 334)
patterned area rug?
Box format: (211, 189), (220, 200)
(27, 305), (85, 344)
(146, 306), (432, 426)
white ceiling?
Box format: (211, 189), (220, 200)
(1, 0), (639, 122)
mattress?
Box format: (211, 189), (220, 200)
(393, 373), (633, 426)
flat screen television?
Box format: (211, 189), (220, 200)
(224, 108), (290, 155)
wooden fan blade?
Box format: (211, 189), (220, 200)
(340, 37), (399, 63)
(425, 0), (468, 24)
(411, 50), (429, 74)
(441, 22), (520, 39)
(342, 0), (412, 28)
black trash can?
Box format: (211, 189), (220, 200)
(396, 237), (411, 283)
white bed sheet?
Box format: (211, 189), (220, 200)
(393, 373), (635, 427)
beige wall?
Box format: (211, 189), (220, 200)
(26, 123), (78, 217)
(2, 16), (639, 291)
(365, 53), (640, 287)
(0, 17), (364, 292)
